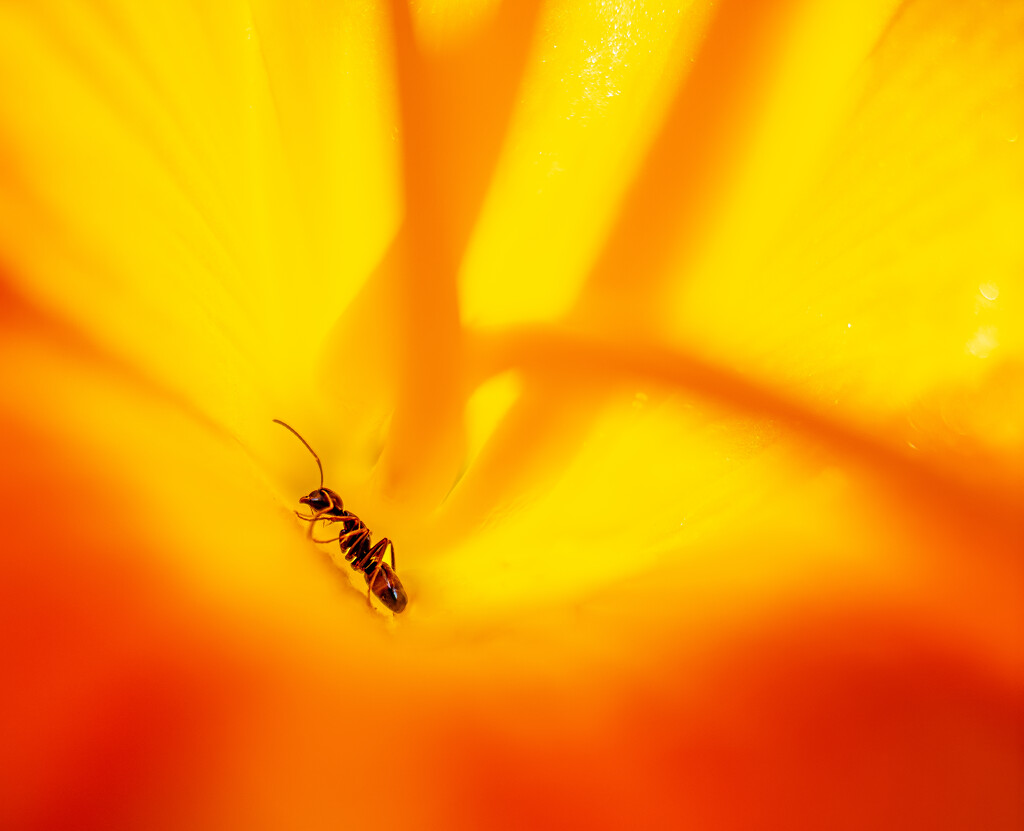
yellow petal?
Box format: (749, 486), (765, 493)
(1, 1), (1022, 829)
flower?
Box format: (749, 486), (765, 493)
(1, 1), (1022, 829)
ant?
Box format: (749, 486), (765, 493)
(274, 419), (408, 614)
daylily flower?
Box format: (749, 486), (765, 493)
(2, 1), (1022, 829)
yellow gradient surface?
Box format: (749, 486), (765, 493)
(1, 1), (1021, 829)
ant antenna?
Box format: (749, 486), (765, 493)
(273, 419), (324, 488)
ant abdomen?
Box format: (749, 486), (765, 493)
(370, 561), (407, 613)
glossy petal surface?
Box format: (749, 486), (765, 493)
(1, 1), (1021, 829)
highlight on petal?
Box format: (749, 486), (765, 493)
(461, 0), (715, 327)
(669, 0), (1024, 460)
(1, 1), (1022, 829)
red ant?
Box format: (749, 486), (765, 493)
(274, 419), (408, 614)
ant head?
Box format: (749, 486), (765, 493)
(300, 487), (343, 514)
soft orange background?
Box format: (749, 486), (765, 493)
(1, 1), (1022, 829)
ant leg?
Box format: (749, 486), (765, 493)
(366, 538), (390, 563)
(313, 527), (364, 547)
(306, 512), (346, 540)
(295, 506), (341, 522)
(294, 512), (344, 542)
(338, 527), (366, 546)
